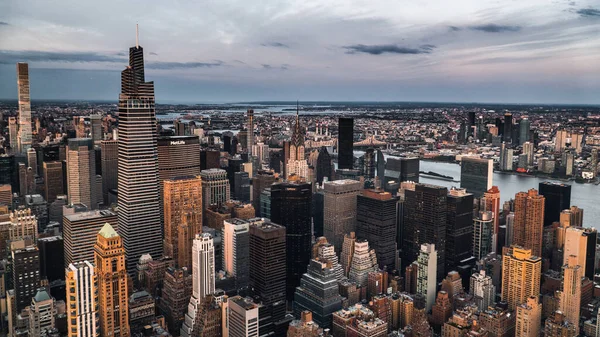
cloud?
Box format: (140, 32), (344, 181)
(261, 42), (289, 48)
(149, 52), (158, 56)
(343, 44), (435, 55)
(0, 22), (9, 26)
(0, 50), (126, 64)
(577, 8), (600, 17)
(146, 60), (224, 69)
(261, 64), (288, 70)
(469, 24), (522, 33)
(448, 26), (461, 31)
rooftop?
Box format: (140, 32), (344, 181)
(99, 223), (119, 238)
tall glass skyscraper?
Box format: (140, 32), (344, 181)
(338, 118), (354, 170)
(117, 28), (162, 272)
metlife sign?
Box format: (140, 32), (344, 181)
(170, 140), (186, 145)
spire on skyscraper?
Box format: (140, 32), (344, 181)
(136, 23), (139, 48)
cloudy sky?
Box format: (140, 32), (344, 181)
(0, 0), (599, 104)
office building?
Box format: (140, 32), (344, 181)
(270, 181), (312, 301)
(323, 179), (361, 252)
(473, 211), (494, 260)
(294, 259), (343, 329)
(233, 171), (250, 202)
(417, 244), (437, 311)
(249, 220), (287, 336)
(313, 237), (344, 281)
(64, 209), (118, 267)
(563, 226), (596, 279)
(94, 223), (130, 337)
(286, 110), (308, 179)
(501, 246), (542, 310)
(338, 118), (354, 170)
(251, 171), (276, 217)
(38, 235), (64, 282)
(516, 296), (541, 337)
(386, 157), (420, 184)
(460, 157), (493, 198)
(402, 184), (447, 280)
(43, 161), (63, 203)
(9, 208), (37, 243)
(12, 243), (40, 312)
(539, 182), (571, 227)
(316, 146), (333, 185)
(160, 267), (193, 333)
(503, 113), (512, 143)
(479, 303), (516, 337)
(26, 147), (37, 176)
(227, 296), (259, 337)
(66, 261), (98, 337)
(128, 291), (155, 334)
(431, 291), (452, 328)
(100, 139), (118, 205)
(163, 176), (203, 269)
(446, 188), (474, 272)
(201, 169), (230, 215)
(181, 233), (216, 337)
(222, 218), (250, 289)
(0, 155), (17, 192)
(17, 63), (32, 153)
(513, 189), (545, 257)
(28, 288), (57, 336)
(545, 311), (577, 337)
(90, 113), (103, 142)
(117, 31), (162, 273)
(340, 232), (357, 277)
(8, 117), (18, 151)
(470, 270), (495, 311)
(519, 118), (531, 145)
(157, 136), (201, 182)
(356, 189), (398, 271)
(481, 186), (501, 240)
(559, 255), (582, 334)
(523, 142), (534, 166)
(348, 239), (378, 288)
(67, 138), (97, 209)
(0, 184), (11, 209)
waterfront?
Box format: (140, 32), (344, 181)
(418, 160), (599, 228)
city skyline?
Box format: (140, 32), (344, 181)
(1, 0), (600, 104)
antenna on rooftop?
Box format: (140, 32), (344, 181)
(136, 23), (139, 48)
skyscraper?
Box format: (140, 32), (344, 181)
(181, 233), (215, 337)
(12, 243), (40, 313)
(117, 28), (162, 272)
(518, 118), (530, 146)
(316, 146), (333, 185)
(473, 211), (494, 260)
(64, 209), (118, 267)
(516, 296), (541, 337)
(95, 223), (130, 337)
(249, 220), (287, 336)
(470, 270), (495, 311)
(17, 63), (32, 153)
(503, 112), (512, 143)
(539, 182), (571, 227)
(163, 176), (203, 269)
(8, 117), (18, 152)
(66, 261), (99, 337)
(287, 108), (308, 179)
(67, 138), (97, 209)
(43, 161), (63, 203)
(481, 186), (501, 250)
(560, 255), (582, 334)
(252, 170), (276, 217)
(100, 139), (118, 205)
(338, 118), (354, 170)
(513, 189), (545, 257)
(356, 189), (398, 271)
(323, 179), (361, 252)
(348, 239), (378, 288)
(227, 296), (260, 337)
(247, 109), (254, 156)
(501, 246), (542, 310)
(222, 218), (250, 289)
(157, 136), (202, 182)
(446, 188), (474, 272)
(294, 259), (344, 329)
(402, 184), (447, 280)
(270, 181), (312, 301)
(417, 244), (438, 312)
(459, 157), (493, 198)
(200, 169), (230, 216)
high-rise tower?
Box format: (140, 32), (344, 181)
(95, 223), (130, 337)
(513, 189), (545, 257)
(323, 180), (361, 252)
(117, 26), (162, 272)
(66, 261), (99, 337)
(501, 246), (541, 311)
(247, 109), (254, 157)
(67, 138), (97, 209)
(338, 118), (354, 170)
(287, 106), (308, 179)
(17, 63), (33, 153)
